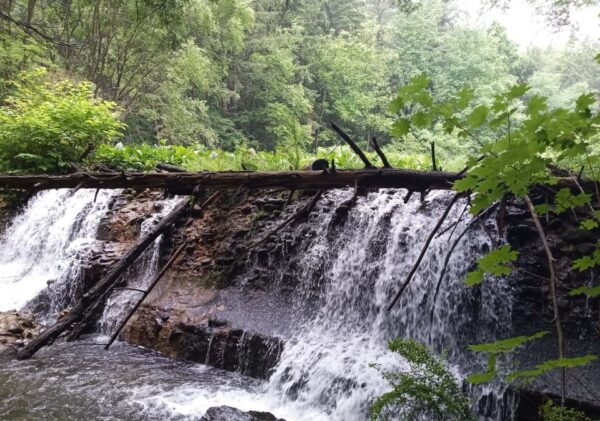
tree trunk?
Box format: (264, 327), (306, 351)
(0, 168), (461, 193)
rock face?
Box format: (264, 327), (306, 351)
(502, 196), (600, 416)
(0, 311), (38, 352)
(120, 190), (297, 378)
(122, 307), (283, 379)
(200, 406), (286, 421)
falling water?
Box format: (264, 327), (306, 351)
(0, 188), (516, 420)
(260, 189), (513, 420)
(98, 197), (181, 336)
(0, 189), (116, 315)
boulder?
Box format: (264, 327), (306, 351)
(200, 406), (285, 421)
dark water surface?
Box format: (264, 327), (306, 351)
(0, 340), (267, 421)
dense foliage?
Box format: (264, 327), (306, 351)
(0, 68), (123, 173)
(1, 0), (598, 172)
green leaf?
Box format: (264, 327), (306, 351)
(465, 269), (484, 287)
(506, 84), (530, 100)
(390, 118), (411, 137)
(467, 370), (496, 385)
(465, 245), (518, 286)
(467, 105), (489, 128)
(507, 355), (598, 383)
(469, 331), (548, 354)
(527, 95), (548, 115)
(457, 87), (475, 109)
(573, 255), (597, 271)
(580, 219), (598, 231)
(389, 97), (405, 114)
(534, 203), (550, 215)
(575, 93), (596, 113)
(569, 285), (600, 298)
(412, 111), (431, 128)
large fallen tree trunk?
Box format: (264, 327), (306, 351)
(16, 198), (191, 359)
(0, 168), (461, 193)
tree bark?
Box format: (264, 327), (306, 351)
(16, 198), (191, 359)
(525, 194), (566, 405)
(0, 168), (461, 193)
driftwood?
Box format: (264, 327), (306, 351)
(330, 122), (375, 168)
(16, 198), (192, 359)
(105, 240), (188, 350)
(250, 190), (323, 249)
(387, 193), (463, 311)
(0, 168), (461, 193)
(370, 137), (391, 168)
(66, 191), (222, 341)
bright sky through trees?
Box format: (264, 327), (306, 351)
(459, 0), (600, 47)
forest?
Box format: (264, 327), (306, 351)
(1, 0), (600, 421)
(1, 0), (599, 173)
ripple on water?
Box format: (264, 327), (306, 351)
(0, 341), (328, 421)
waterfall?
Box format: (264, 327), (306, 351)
(260, 189), (513, 420)
(0, 189), (116, 315)
(98, 197), (181, 337)
(0, 188), (517, 420)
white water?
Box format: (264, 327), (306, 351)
(99, 197), (180, 336)
(256, 189), (512, 420)
(0, 189), (515, 420)
(0, 189), (116, 313)
(130, 190), (513, 420)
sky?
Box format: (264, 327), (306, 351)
(456, 0), (600, 48)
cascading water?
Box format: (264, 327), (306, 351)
(98, 197), (181, 336)
(0, 189), (116, 316)
(260, 189), (513, 420)
(0, 188), (517, 421)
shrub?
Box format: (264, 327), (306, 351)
(0, 68), (124, 173)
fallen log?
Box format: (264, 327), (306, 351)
(16, 198), (192, 359)
(0, 168), (461, 193)
(104, 240), (188, 350)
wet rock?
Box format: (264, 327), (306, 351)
(563, 228), (596, 244)
(122, 307), (283, 379)
(208, 317), (228, 328)
(506, 222), (537, 246)
(0, 311), (39, 352)
(200, 406), (286, 421)
(199, 257), (213, 265)
(7, 322), (23, 335)
(215, 256), (235, 266)
(575, 242), (596, 256)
